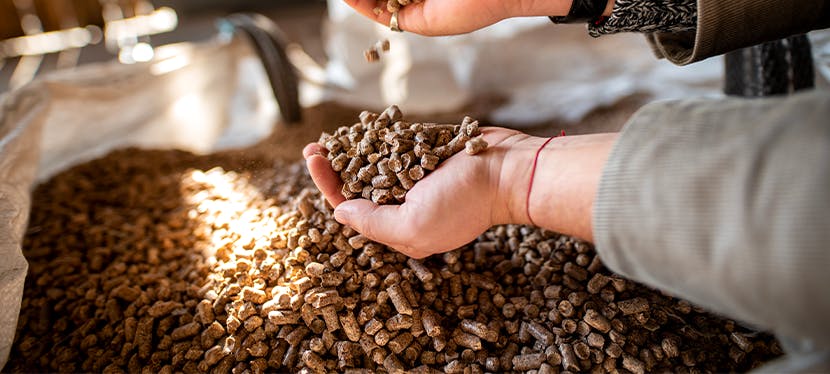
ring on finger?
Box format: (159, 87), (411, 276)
(390, 11), (403, 32)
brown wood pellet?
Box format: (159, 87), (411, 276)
(320, 105), (487, 204)
(374, 0), (424, 15)
(9, 107), (782, 373)
(364, 39), (389, 63)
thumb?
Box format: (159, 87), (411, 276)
(334, 199), (409, 245)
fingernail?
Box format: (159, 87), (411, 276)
(334, 205), (352, 224)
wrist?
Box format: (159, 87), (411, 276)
(533, 133), (618, 241)
(516, 0), (614, 17)
(491, 134), (545, 225)
(603, 0), (615, 16)
(493, 133), (618, 242)
(512, 0), (572, 17)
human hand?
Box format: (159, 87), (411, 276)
(341, 0), (573, 36)
(303, 127), (527, 258)
(304, 128), (618, 258)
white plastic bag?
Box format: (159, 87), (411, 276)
(0, 84), (45, 371)
(0, 36), (278, 369)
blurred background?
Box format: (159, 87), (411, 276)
(1, 0), (828, 136)
(0, 0), (327, 92)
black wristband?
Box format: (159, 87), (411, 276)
(550, 0), (609, 23)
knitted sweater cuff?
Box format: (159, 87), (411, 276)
(588, 0), (697, 37)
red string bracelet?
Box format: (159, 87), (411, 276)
(526, 130), (565, 227)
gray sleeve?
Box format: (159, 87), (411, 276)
(593, 90), (830, 352)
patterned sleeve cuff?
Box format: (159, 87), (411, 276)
(587, 0), (697, 37)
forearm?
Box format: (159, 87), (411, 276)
(495, 133), (618, 242)
(594, 90), (830, 347)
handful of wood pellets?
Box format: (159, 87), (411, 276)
(318, 105), (489, 204)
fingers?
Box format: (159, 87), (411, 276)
(341, 0), (394, 25)
(302, 143), (327, 159)
(303, 143), (346, 207)
(333, 199), (429, 257)
(305, 142), (418, 258)
(341, 0), (427, 35)
(334, 199), (403, 241)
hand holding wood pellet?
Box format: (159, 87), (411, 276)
(343, 0), (578, 36)
(307, 126), (620, 257)
(316, 105), (492, 205)
(308, 126), (522, 258)
(304, 106), (518, 258)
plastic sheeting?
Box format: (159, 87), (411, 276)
(0, 83), (44, 371)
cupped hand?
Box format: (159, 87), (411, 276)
(342, 0), (570, 36)
(303, 127), (526, 258)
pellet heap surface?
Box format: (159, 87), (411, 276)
(10, 106), (781, 373)
(319, 105), (488, 204)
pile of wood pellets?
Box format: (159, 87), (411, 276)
(9, 108), (781, 373)
(319, 106), (488, 204)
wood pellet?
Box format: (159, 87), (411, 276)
(372, 0), (423, 15)
(320, 105), (487, 204)
(9, 107), (782, 373)
(364, 39), (390, 63)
